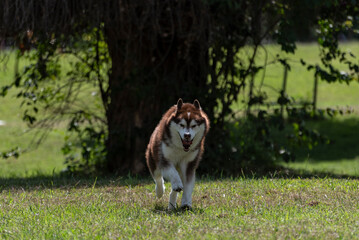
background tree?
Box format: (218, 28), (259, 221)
(0, 0), (358, 175)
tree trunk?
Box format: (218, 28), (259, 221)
(105, 28), (148, 175)
(104, 1), (209, 175)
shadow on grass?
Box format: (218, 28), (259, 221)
(264, 167), (359, 180)
(0, 167), (358, 192)
(295, 117), (359, 162)
(1, 117), (359, 191)
(0, 174), (154, 192)
(152, 204), (205, 215)
(197, 167), (359, 181)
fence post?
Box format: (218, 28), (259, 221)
(247, 72), (255, 116)
(313, 73), (318, 111)
(280, 65), (288, 117)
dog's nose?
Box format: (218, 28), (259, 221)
(184, 133), (191, 140)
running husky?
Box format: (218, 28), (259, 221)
(146, 98), (210, 210)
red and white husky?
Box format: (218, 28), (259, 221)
(146, 98), (210, 210)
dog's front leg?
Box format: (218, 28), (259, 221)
(161, 163), (183, 210)
(168, 190), (179, 210)
(179, 162), (196, 209)
(161, 163), (183, 191)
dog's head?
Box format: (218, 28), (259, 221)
(169, 98), (209, 152)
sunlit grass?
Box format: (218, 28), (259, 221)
(0, 177), (358, 239)
(233, 41), (359, 110)
(284, 159), (359, 176)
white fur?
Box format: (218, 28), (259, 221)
(161, 162), (183, 191)
(179, 161), (195, 207)
(168, 190), (179, 210)
(161, 142), (199, 165)
(153, 169), (165, 198)
(181, 176), (195, 207)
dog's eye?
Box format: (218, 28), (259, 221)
(180, 124), (185, 128)
(191, 125), (197, 128)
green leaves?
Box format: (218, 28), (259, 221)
(2, 27), (109, 174)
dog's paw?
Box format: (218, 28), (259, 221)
(180, 205), (192, 211)
(168, 202), (177, 211)
(173, 186), (183, 192)
(171, 181), (183, 192)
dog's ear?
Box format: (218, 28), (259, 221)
(193, 99), (201, 110)
(176, 98), (183, 110)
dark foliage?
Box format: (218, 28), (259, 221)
(0, 0), (359, 176)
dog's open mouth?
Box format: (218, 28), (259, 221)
(181, 139), (193, 152)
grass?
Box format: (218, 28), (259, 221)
(0, 89), (66, 177)
(281, 115), (359, 176)
(231, 41), (359, 176)
(1, 176), (359, 239)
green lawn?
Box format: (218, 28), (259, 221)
(282, 115), (359, 177)
(0, 177), (358, 239)
(0, 81), (66, 177)
(232, 41), (359, 111)
(233, 41), (359, 176)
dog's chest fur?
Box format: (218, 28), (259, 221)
(161, 142), (199, 165)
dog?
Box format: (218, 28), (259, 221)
(146, 98), (210, 210)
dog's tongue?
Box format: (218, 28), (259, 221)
(182, 139), (192, 152)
